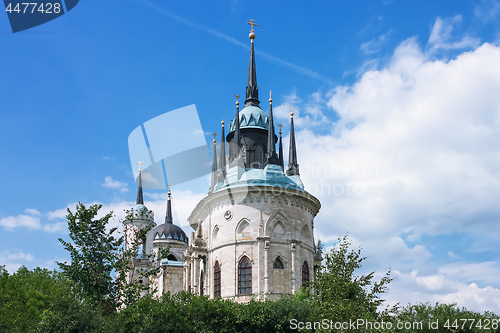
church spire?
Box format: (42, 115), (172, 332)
(245, 19), (260, 108)
(210, 133), (217, 190)
(218, 120), (227, 182)
(136, 160), (144, 205)
(165, 184), (173, 224)
(278, 123), (284, 171)
(266, 91), (279, 166)
(234, 94), (241, 148)
(286, 106), (299, 176)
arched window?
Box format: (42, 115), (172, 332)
(200, 270), (204, 296)
(254, 145), (264, 169)
(214, 261), (221, 298)
(238, 256), (252, 295)
(136, 236), (146, 259)
(273, 257), (284, 269)
(302, 261), (309, 289)
(167, 254), (177, 261)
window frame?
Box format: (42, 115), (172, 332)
(214, 261), (221, 298)
(238, 256), (252, 295)
(302, 261), (309, 289)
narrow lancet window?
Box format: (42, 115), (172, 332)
(214, 261), (221, 297)
(302, 261), (309, 289)
(238, 256), (252, 295)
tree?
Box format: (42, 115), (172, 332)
(57, 203), (169, 310)
(310, 235), (396, 330)
(57, 203), (122, 311)
(114, 207), (169, 307)
(0, 266), (74, 333)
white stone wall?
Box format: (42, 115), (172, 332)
(186, 186), (320, 301)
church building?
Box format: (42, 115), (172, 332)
(125, 20), (322, 301)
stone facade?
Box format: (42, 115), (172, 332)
(126, 23), (322, 302)
(183, 180), (321, 301)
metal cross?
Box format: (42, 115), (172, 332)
(168, 183), (172, 193)
(212, 132), (217, 141)
(269, 90), (272, 99)
(278, 123), (283, 135)
(291, 104), (294, 117)
(137, 160), (144, 172)
(235, 94), (240, 103)
(247, 19), (257, 32)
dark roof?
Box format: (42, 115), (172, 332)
(153, 223), (188, 244)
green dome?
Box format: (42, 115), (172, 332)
(229, 106), (269, 132)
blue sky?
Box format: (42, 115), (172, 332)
(2, 0), (500, 312)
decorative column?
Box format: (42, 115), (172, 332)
(158, 267), (164, 296)
(193, 256), (199, 294)
(183, 264), (188, 291)
(291, 242), (296, 293)
(264, 240), (270, 296)
(190, 257), (195, 293)
(198, 257), (204, 295)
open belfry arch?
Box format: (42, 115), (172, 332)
(128, 20), (322, 301)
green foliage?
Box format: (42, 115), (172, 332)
(113, 208), (170, 308)
(0, 265), (74, 333)
(57, 203), (122, 311)
(232, 295), (312, 332)
(56, 203), (169, 310)
(3, 225), (498, 332)
(310, 235), (396, 330)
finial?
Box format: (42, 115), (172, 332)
(212, 132), (217, 142)
(269, 90), (272, 103)
(247, 19), (257, 40)
(137, 160), (144, 172)
(290, 105), (294, 118)
(278, 123), (283, 136)
(235, 93), (240, 106)
(167, 183), (171, 198)
(221, 120), (225, 126)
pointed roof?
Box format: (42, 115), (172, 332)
(210, 133), (218, 190)
(278, 123), (284, 171)
(136, 161), (144, 205)
(286, 106), (300, 176)
(266, 91), (279, 166)
(165, 186), (173, 224)
(218, 120), (227, 182)
(234, 96), (241, 147)
(245, 19), (260, 108)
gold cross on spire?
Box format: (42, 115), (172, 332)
(168, 183), (172, 195)
(290, 105), (294, 117)
(137, 160), (144, 172)
(235, 93), (240, 105)
(212, 132), (217, 141)
(247, 19), (257, 32)
(278, 123), (283, 135)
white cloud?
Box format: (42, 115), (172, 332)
(43, 222), (67, 233)
(0, 214), (41, 230)
(47, 207), (68, 220)
(102, 176), (128, 192)
(0, 251), (35, 273)
(292, 37), (500, 313)
(360, 31), (392, 54)
(474, 0), (500, 22)
(428, 16), (480, 52)
(25, 208), (41, 215)
(386, 268), (500, 313)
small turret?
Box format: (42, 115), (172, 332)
(286, 106), (299, 176)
